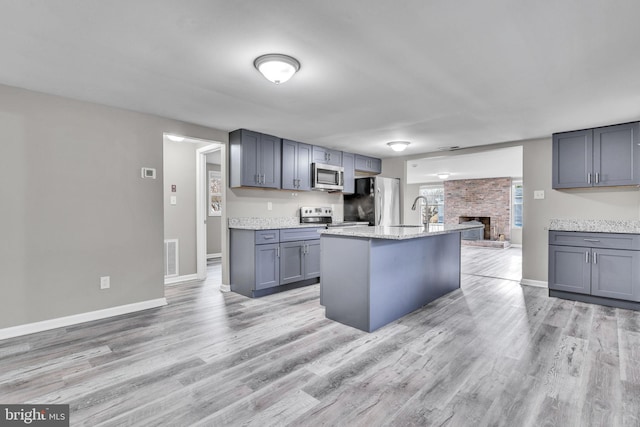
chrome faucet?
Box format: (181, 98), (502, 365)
(411, 196), (428, 210)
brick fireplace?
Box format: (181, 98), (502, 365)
(444, 177), (512, 241)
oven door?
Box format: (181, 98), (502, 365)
(312, 163), (344, 191)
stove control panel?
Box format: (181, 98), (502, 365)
(300, 206), (333, 218)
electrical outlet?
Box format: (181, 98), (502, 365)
(100, 276), (110, 290)
(267, 202), (273, 211)
(170, 196), (177, 205)
(534, 190), (545, 200)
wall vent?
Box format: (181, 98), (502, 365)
(164, 239), (179, 277)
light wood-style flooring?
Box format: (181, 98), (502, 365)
(1, 247), (639, 426)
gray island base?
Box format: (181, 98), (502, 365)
(319, 224), (483, 332)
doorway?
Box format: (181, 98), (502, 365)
(163, 134), (225, 287)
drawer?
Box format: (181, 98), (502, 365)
(255, 229), (280, 244)
(279, 227), (321, 242)
(549, 230), (640, 250)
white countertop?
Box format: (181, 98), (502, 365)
(319, 223), (484, 240)
(549, 219), (640, 234)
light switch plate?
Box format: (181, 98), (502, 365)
(267, 202), (273, 211)
(534, 190), (545, 200)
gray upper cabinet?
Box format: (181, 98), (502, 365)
(552, 122), (640, 189)
(342, 151), (355, 194)
(355, 154), (382, 174)
(312, 146), (342, 167)
(593, 122), (640, 187)
(230, 129), (282, 189)
(281, 139), (312, 191)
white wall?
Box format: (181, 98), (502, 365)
(0, 83), (228, 330)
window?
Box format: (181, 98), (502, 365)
(512, 180), (523, 228)
(419, 185), (445, 224)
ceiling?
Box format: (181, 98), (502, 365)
(407, 146), (522, 184)
(2, 1), (640, 158)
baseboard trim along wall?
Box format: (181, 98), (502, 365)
(520, 279), (548, 288)
(220, 284), (230, 292)
(0, 298), (168, 340)
(164, 273), (199, 285)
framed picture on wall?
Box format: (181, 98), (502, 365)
(209, 170), (222, 216)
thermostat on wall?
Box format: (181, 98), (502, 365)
(141, 167), (156, 179)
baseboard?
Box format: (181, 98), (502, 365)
(207, 253), (222, 259)
(520, 279), (548, 288)
(510, 243), (522, 248)
(0, 298), (167, 341)
(164, 273), (199, 285)
(220, 284), (231, 292)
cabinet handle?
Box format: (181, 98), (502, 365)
(583, 239), (600, 242)
(587, 173), (592, 184)
(595, 172), (600, 184)
(593, 252), (598, 264)
(585, 251), (589, 264)
(303, 244), (307, 254)
(277, 247), (280, 258)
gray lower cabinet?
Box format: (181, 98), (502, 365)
(279, 240), (320, 284)
(548, 231), (640, 308)
(552, 121), (640, 189)
(255, 243), (280, 290)
(230, 228), (321, 297)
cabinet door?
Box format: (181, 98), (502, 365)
(280, 241), (305, 284)
(552, 130), (593, 189)
(296, 142), (312, 191)
(593, 122), (640, 187)
(355, 155), (382, 173)
(312, 146), (342, 166)
(281, 139), (297, 190)
(304, 240), (321, 280)
(239, 129), (261, 187)
(258, 133), (281, 189)
(342, 152), (355, 194)
(255, 243), (280, 290)
(591, 248), (640, 302)
(548, 245), (591, 294)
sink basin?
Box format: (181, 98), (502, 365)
(388, 225), (424, 228)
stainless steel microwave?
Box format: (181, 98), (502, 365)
(312, 163), (344, 191)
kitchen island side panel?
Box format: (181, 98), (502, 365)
(321, 235), (371, 332)
(369, 232), (461, 331)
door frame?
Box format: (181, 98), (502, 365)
(196, 143), (226, 286)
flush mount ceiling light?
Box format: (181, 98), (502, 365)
(166, 134), (184, 142)
(387, 141), (411, 152)
(254, 54), (300, 84)
(437, 173), (450, 180)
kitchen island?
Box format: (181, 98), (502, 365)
(319, 223), (483, 332)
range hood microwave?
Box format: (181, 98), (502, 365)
(312, 163), (344, 191)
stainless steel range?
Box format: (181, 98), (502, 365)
(300, 206), (366, 228)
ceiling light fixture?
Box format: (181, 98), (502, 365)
(387, 141), (411, 152)
(254, 54), (300, 84)
(166, 134), (184, 142)
(437, 173), (450, 180)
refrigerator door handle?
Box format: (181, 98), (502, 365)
(377, 187), (383, 225)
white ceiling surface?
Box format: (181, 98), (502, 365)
(407, 146), (523, 184)
(2, 1), (640, 158)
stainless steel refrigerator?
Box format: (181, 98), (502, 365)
(343, 177), (400, 226)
